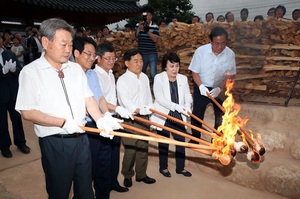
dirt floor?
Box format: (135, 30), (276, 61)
(0, 103), (295, 199)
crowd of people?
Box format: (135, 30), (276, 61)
(157, 4), (300, 26)
(0, 3), (298, 199)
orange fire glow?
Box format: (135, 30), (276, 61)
(212, 79), (251, 159)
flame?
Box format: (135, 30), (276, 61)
(212, 79), (249, 158)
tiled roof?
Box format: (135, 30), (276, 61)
(12, 0), (142, 14)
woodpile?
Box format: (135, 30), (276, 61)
(103, 18), (300, 105)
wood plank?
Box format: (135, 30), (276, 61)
(271, 44), (300, 50)
(266, 57), (300, 61)
(263, 65), (300, 71)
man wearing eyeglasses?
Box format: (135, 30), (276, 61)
(94, 42), (133, 194)
(73, 36), (128, 199)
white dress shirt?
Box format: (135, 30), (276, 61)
(15, 55), (93, 137)
(93, 64), (117, 105)
(189, 43), (236, 88)
(116, 69), (152, 114)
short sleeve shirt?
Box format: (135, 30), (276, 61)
(15, 56), (93, 137)
(188, 43), (236, 87)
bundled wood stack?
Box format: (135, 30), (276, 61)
(104, 31), (138, 77)
(103, 19), (300, 104)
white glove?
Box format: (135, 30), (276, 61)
(8, 60), (16, 73)
(209, 87), (221, 98)
(104, 112), (124, 130)
(174, 104), (189, 116)
(139, 105), (152, 115)
(185, 106), (192, 115)
(115, 106), (134, 120)
(62, 119), (84, 134)
(96, 117), (114, 139)
(199, 84), (209, 96)
(2, 61), (10, 74)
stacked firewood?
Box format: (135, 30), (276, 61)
(104, 18), (300, 103)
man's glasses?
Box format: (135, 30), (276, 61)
(102, 56), (118, 62)
(82, 51), (98, 59)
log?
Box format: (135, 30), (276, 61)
(263, 65), (300, 71)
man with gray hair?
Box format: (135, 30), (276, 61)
(15, 18), (122, 199)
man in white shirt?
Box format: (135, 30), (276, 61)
(188, 26), (236, 143)
(94, 42), (132, 193)
(117, 49), (156, 188)
(15, 18), (120, 199)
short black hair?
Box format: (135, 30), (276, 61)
(209, 26), (228, 41)
(161, 52), (180, 71)
(225, 12), (233, 20)
(206, 12), (214, 18)
(217, 15), (225, 21)
(96, 42), (115, 56)
(123, 49), (142, 61)
(267, 7), (275, 15)
(192, 15), (200, 22)
(292, 9), (300, 16)
(73, 36), (97, 56)
(240, 8), (249, 14)
(254, 15), (264, 21)
(275, 5), (286, 16)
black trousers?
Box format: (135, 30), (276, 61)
(158, 120), (186, 172)
(38, 134), (94, 199)
(111, 135), (122, 188)
(0, 100), (26, 150)
(86, 121), (112, 199)
(191, 83), (224, 138)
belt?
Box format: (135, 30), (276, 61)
(51, 133), (85, 138)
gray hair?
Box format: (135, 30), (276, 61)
(39, 18), (75, 41)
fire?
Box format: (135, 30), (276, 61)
(212, 79), (254, 161)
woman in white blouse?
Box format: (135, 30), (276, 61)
(150, 52), (193, 177)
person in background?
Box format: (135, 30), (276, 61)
(205, 12), (214, 23)
(168, 18), (178, 27)
(0, 35), (30, 158)
(254, 15), (264, 22)
(3, 31), (13, 50)
(101, 26), (111, 38)
(11, 36), (24, 67)
(240, 8), (249, 21)
(292, 9), (300, 21)
(275, 5), (286, 19)
(124, 24), (133, 32)
(15, 18), (119, 199)
(25, 27), (42, 63)
(95, 30), (103, 45)
(117, 49), (156, 188)
(94, 42), (133, 194)
(191, 15), (200, 24)
(150, 52), (192, 178)
(188, 26), (236, 143)
(159, 19), (168, 30)
(73, 36), (127, 199)
(217, 15), (225, 22)
(132, 6), (159, 81)
(75, 27), (86, 37)
(225, 11), (235, 23)
(267, 7), (276, 19)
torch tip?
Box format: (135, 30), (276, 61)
(219, 154), (233, 166)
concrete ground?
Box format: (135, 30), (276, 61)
(0, 106), (290, 199)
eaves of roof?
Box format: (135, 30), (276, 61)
(12, 0), (142, 14)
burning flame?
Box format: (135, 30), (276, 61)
(212, 79), (253, 160)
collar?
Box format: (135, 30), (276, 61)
(126, 69), (140, 79)
(95, 64), (113, 75)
